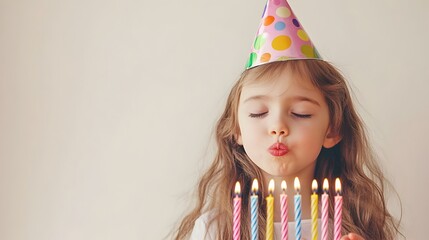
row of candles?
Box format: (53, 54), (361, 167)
(233, 177), (343, 240)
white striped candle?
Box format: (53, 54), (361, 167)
(294, 177), (302, 240)
(311, 180), (318, 240)
(321, 179), (329, 240)
(334, 178), (343, 240)
(266, 179), (274, 240)
(250, 179), (258, 240)
(233, 181), (241, 240)
(280, 180), (288, 240)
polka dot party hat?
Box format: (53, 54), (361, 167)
(246, 0), (322, 69)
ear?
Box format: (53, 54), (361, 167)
(322, 128), (342, 149)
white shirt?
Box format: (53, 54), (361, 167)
(191, 211), (329, 240)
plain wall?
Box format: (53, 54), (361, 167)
(1, 0), (428, 239)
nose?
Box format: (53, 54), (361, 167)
(269, 122), (288, 137)
(270, 129), (287, 136)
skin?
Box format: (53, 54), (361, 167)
(341, 233), (365, 240)
(235, 68), (364, 239)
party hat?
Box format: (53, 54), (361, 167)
(245, 0), (322, 69)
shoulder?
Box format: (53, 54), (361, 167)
(190, 211), (217, 240)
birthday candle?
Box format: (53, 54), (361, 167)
(233, 181), (241, 240)
(280, 180), (288, 240)
(266, 179), (274, 240)
(311, 179), (318, 240)
(321, 179), (329, 240)
(251, 179), (259, 240)
(334, 178), (343, 240)
(294, 177), (302, 240)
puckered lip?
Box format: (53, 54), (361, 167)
(268, 142), (289, 156)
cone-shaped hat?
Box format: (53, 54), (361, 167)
(246, 0), (322, 69)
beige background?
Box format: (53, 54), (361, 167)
(1, 0), (428, 239)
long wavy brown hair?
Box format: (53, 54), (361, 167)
(173, 60), (401, 240)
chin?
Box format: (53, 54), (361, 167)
(269, 169), (292, 177)
(262, 164), (294, 177)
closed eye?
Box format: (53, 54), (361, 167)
(292, 113), (312, 118)
(249, 112), (267, 118)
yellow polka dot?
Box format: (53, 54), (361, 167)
(276, 7), (291, 18)
(277, 56), (290, 61)
(272, 36), (292, 51)
(297, 30), (309, 41)
(260, 53), (271, 62)
(301, 45), (315, 58)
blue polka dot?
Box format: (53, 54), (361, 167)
(275, 22), (286, 31)
(292, 19), (300, 27)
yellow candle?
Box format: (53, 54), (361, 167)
(311, 179), (318, 240)
(266, 179), (274, 240)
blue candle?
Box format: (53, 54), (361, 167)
(294, 177), (302, 240)
(251, 179), (258, 240)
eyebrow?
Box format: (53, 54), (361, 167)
(242, 95), (321, 106)
(242, 95), (269, 103)
(291, 96), (321, 106)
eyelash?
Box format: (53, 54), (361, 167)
(248, 112), (312, 118)
(292, 113), (312, 118)
(248, 112), (267, 118)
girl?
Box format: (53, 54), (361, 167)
(174, 1), (401, 239)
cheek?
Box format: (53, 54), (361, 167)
(240, 126), (262, 145)
(290, 128), (325, 162)
(238, 117), (264, 140)
(239, 122), (265, 157)
(292, 124), (327, 147)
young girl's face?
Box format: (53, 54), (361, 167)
(236, 67), (338, 178)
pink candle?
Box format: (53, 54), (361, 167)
(280, 180), (288, 240)
(321, 179), (329, 240)
(334, 178), (343, 240)
(233, 181), (241, 240)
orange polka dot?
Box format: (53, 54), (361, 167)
(272, 35), (292, 51)
(264, 16), (275, 26)
(260, 53), (271, 62)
